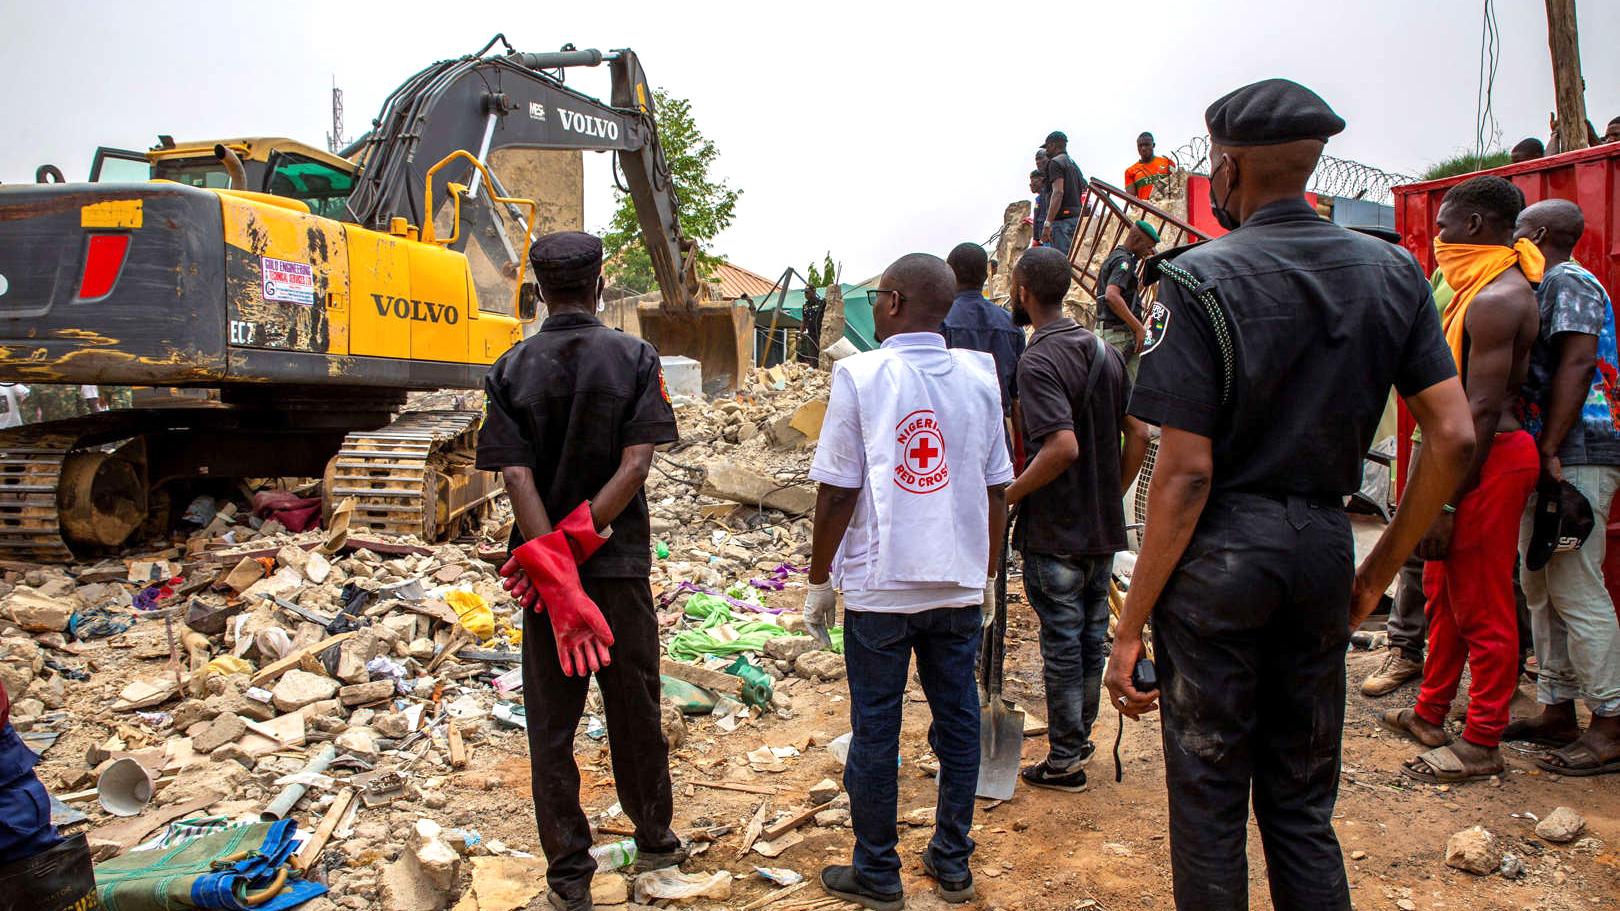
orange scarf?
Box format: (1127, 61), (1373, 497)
(1432, 238), (1545, 370)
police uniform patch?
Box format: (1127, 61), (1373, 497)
(1139, 300), (1170, 355)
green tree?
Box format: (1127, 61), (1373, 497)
(805, 253), (837, 289)
(603, 90), (740, 293)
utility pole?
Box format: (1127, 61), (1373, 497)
(1545, 0), (1589, 152)
(326, 79), (349, 155)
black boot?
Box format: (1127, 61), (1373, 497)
(820, 865), (904, 911)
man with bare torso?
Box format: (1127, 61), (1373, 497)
(1383, 174), (1543, 784)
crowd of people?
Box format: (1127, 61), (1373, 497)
(462, 76), (1620, 911)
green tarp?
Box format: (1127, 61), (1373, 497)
(752, 284), (878, 352)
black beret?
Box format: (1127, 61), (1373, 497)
(1205, 78), (1345, 147)
(530, 231), (603, 283)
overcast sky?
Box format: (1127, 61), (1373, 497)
(3, 0), (1616, 281)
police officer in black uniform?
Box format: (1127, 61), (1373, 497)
(476, 231), (687, 911)
(1102, 80), (1477, 910)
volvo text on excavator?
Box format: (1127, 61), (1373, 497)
(0, 35), (733, 562)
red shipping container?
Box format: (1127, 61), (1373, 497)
(1391, 142), (1620, 619)
(1185, 174), (1318, 239)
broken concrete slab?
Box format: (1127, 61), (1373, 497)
(2, 586), (77, 632)
(700, 464), (816, 514)
(339, 679), (396, 706)
(787, 399), (827, 441)
(220, 557), (267, 595)
(763, 635), (817, 663)
(192, 712), (246, 754)
(335, 726), (379, 762)
(794, 650), (845, 681)
(271, 668), (339, 713)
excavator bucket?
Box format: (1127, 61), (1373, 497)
(637, 301), (753, 394)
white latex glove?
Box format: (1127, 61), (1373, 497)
(982, 573), (997, 628)
(804, 580), (836, 646)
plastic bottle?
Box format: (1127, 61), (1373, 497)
(590, 837), (637, 871)
(654, 541), (670, 559)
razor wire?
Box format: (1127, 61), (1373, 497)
(1169, 135), (1417, 205)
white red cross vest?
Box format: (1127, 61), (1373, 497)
(829, 338), (1007, 592)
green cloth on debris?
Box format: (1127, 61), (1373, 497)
(94, 819), (324, 911)
(666, 593), (842, 660)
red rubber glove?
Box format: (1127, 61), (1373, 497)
(500, 562), (540, 610)
(499, 503), (610, 610)
(509, 530), (614, 676)
(556, 502), (612, 561)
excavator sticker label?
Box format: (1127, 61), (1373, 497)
(261, 257), (315, 307)
(370, 294), (461, 325)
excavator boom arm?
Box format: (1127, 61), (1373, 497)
(345, 41), (699, 312)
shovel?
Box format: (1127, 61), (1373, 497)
(975, 517), (1024, 800)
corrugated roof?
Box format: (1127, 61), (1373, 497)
(711, 261), (778, 300)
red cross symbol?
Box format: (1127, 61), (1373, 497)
(909, 437), (939, 469)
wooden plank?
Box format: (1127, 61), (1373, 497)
(447, 724), (467, 769)
(293, 787), (355, 872)
(761, 803), (822, 841)
(87, 793), (219, 857)
(692, 779), (781, 796)
(660, 659), (744, 699)
(740, 881), (811, 911)
(736, 799), (769, 859)
(249, 631), (357, 687)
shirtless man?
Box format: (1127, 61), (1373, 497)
(1383, 175), (1542, 783)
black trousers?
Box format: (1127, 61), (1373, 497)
(521, 576), (679, 899)
(1153, 493), (1352, 911)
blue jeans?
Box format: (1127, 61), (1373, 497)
(843, 606), (982, 892)
(1048, 216), (1079, 257)
(1023, 551), (1114, 766)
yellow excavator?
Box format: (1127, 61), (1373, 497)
(0, 35), (743, 561)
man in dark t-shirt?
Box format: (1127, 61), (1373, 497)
(1038, 131), (1086, 256)
(476, 231), (686, 911)
(1006, 247), (1150, 793)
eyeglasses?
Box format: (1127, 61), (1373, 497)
(866, 288), (906, 306)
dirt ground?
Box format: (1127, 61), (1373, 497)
(30, 543), (1619, 910)
(419, 579), (1620, 911)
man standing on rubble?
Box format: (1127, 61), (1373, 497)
(476, 231), (686, 911)
(1007, 245), (1150, 792)
(1038, 132), (1085, 255)
(1125, 132), (1174, 201)
(804, 253), (1012, 909)
(1382, 175), (1542, 785)
(1103, 79), (1476, 909)
(1031, 148), (1050, 247)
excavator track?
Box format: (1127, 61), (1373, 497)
(324, 410), (502, 542)
(0, 426), (82, 563)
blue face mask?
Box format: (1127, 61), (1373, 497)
(1208, 156), (1241, 231)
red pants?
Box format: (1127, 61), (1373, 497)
(1417, 430), (1537, 748)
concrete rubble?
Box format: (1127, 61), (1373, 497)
(2, 362), (873, 909)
